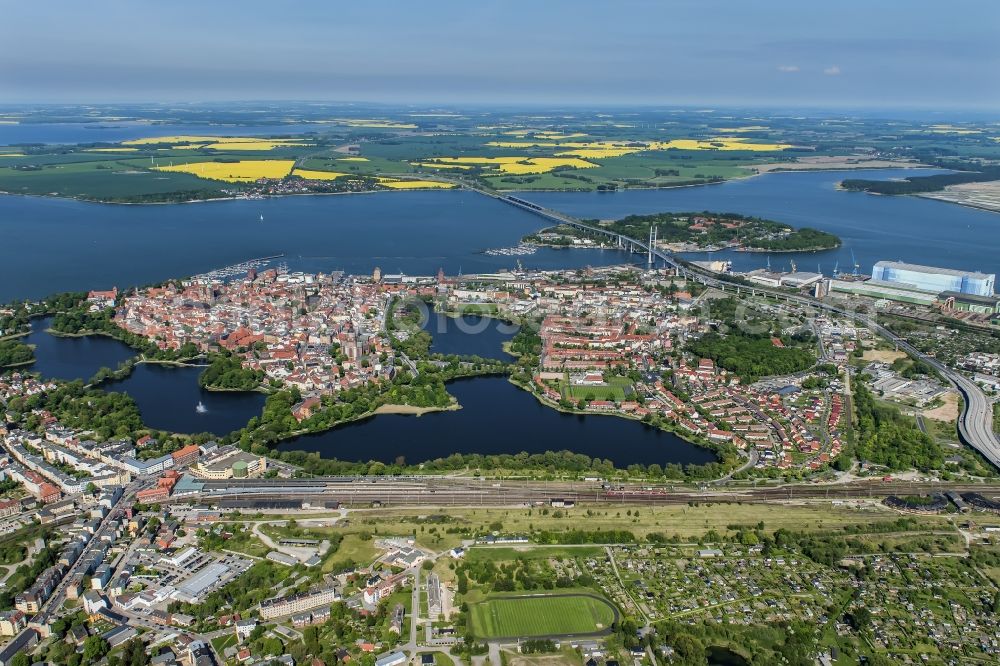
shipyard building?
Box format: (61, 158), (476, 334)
(871, 261), (995, 296)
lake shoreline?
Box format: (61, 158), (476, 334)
(373, 402), (461, 416)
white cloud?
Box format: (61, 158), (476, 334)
(823, 65), (842, 76)
(777, 65), (799, 73)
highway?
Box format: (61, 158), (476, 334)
(472, 187), (1000, 471)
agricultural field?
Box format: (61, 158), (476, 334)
(378, 178), (455, 190)
(4, 104), (1000, 202)
(469, 592), (617, 638)
(291, 168), (349, 180)
(155, 159), (295, 182)
(0, 155), (223, 199)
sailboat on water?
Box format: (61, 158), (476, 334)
(196, 401), (207, 414)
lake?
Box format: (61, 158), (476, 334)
(523, 169), (1000, 279)
(21, 318), (267, 435)
(278, 375), (716, 467)
(423, 312), (519, 360)
(276, 313), (714, 466)
(22, 313), (714, 466)
(22, 316), (136, 382)
(106, 364), (268, 436)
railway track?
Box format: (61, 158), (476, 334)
(182, 478), (1000, 508)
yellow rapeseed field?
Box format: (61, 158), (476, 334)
(485, 136), (791, 160)
(486, 140), (639, 158)
(417, 156), (597, 175)
(378, 178), (456, 189)
(290, 169), (349, 180)
(652, 138), (792, 151)
(412, 162), (473, 170)
(337, 157), (369, 162)
(154, 160), (294, 182)
(499, 157), (597, 174)
(556, 137), (791, 156)
(84, 147), (139, 153)
(423, 157), (524, 165)
(0, 152), (26, 157)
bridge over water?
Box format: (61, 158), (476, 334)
(472, 185), (1000, 469)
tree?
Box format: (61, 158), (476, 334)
(83, 635), (110, 663)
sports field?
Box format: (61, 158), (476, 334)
(562, 376), (634, 401)
(469, 593), (618, 638)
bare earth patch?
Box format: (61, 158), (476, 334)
(923, 391), (960, 422)
(919, 179), (1000, 214)
(504, 651), (584, 666)
(863, 349), (908, 363)
(752, 156), (927, 173)
(373, 403), (459, 416)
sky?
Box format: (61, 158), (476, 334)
(2, 0), (998, 109)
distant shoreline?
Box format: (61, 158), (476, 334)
(0, 162), (940, 206)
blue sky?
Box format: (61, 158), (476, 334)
(2, 0), (997, 109)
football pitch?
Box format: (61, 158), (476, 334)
(469, 593), (618, 638)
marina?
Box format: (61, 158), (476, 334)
(191, 254), (285, 282)
(482, 244), (538, 257)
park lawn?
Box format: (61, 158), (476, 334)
(381, 587), (412, 636)
(345, 503), (943, 541)
(322, 533), (379, 572)
(454, 303), (499, 315)
(218, 532), (270, 559)
(211, 634), (238, 655)
(503, 647), (586, 666)
(466, 545), (603, 563)
(432, 653), (455, 666)
(470, 592), (617, 638)
(419, 654), (455, 666)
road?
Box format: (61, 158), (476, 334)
(38, 479), (144, 618)
(410, 566), (421, 647)
(711, 449), (759, 484)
